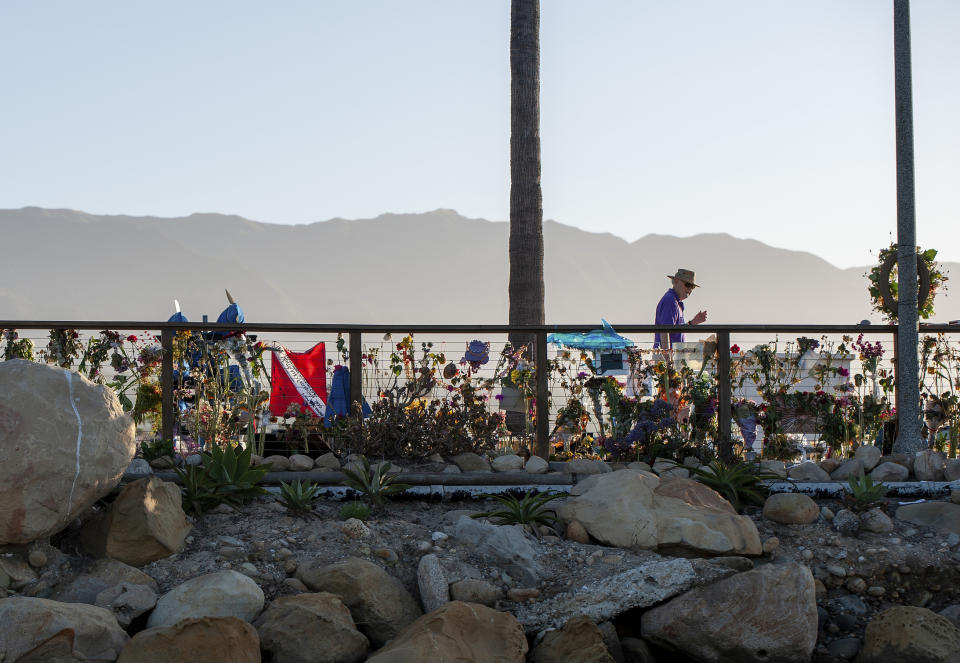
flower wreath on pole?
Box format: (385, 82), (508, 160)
(867, 243), (947, 322)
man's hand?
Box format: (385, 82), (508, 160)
(690, 310), (707, 325)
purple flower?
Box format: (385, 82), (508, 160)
(495, 394), (504, 401)
(838, 367), (850, 377)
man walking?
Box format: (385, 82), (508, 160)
(654, 268), (707, 350)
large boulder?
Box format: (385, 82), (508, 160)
(512, 557), (733, 633)
(914, 450), (947, 481)
(855, 445), (883, 471)
(11, 628), (88, 663)
(787, 462), (830, 482)
(871, 462), (909, 482)
(641, 562), (817, 663)
(147, 570), (264, 628)
(895, 502), (960, 536)
(450, 453), (491, 472)
(763, 493), (819, 524)
(80, 477), (191, 566)
(451, 516), (544, 585)
(296, 557), (422, 648)
(0, 360), (136, 544)
(858, 606), (960, 663)
(0, 597), (129, 663)
(117, 616), (260, 663)
(557, 471), (761, 556)
(52, 558), (159, 604)
(365, 601), (528, 663)
(529, 615), (615, 663)
(253, 593), (369, 663)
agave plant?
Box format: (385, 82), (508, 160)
(844, 473), (888, 512)
(175, 443), (272, 516)
(471, 489), (565, 527)
(678, 460), (782, 513)
(278, 479), (322, 516)
(341, 455), (411, 507)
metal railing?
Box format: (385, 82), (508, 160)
(3, 320), (959, 458)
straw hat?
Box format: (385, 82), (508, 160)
(667, 268), (699, 287)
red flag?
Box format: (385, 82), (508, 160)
(269, 343), (328, 417)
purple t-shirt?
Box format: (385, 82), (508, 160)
(653, 288), (684, 348)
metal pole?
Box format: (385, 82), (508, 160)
(535, 330), (549, 459)
(717, 330), (732, 462)
(892, 0), (925, 454)
(349, 332), (363, 416)
(161, 328), (174, 445)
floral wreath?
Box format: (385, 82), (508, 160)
(867, 243), (947, 321)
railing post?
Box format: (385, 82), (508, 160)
(349, 331), (362, 415)
(717, 329), (732, 462)
(161, 327), (174, 445)
(535, 330), (549, 460)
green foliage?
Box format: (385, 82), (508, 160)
(341, 455), (411, 507)
(174, 444), (272, 516)
(680, 460), (782, 513)
(140, 438), (174, 462)
(339, 500), (371, 522)
(277, 480), (322, 516)
(845, 473), (888, 512)
(471, 489), (566, 526)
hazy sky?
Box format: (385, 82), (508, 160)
(2, 1), (957, 268)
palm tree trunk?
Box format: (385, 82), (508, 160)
(508, 0), (545, 454)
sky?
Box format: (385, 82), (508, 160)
(1, 0), (958, 269)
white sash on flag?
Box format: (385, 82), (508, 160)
(270, 345), (327, 417)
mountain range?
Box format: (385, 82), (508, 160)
(2, 207), (957, 327)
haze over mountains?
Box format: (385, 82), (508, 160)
(2, 207), (958, 326)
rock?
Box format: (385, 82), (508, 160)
(896, 502), (960, 535)
(826, 636), (862, 660)
(641, 562), (817, 663)
(0, 361), (136, 545)
(148, 456), (174, 470)
(529, 615), (615, 663)
(296, 557), (422, 648)
(341, 518), (370, 539)
(0, 597), (128, 662)
(80, 477), (191, 566)
(566, 520), (591, 544)
(855, 445), (883, 471)
(944, 458), (960, 482)
(27, 549), (47, 569)
(94, 582), (157, 627)
(596, 621), (624, 663)
(787, 462), (831, 482)
(513, 558), (733, 633)
(116, 616), (260, 663)
(759, 460), (787, 478)
(125, 458), (152, 475)
(525, 456), (549, 474)
(288, 454), (314, 472)
(452, 516), (543, 585)
(860, 507), (894, 533)
(52, 559), (158, 604)
(557, 472), (761, 556)
(762, 537), (779, 554)
(709, 556), (754, 572)
(365, 601), (528, 663)
(12, 628), (87, 663)
(884, 452), (914, 472)
(763, 493), (819, 524)
(314, 452), (341, 470)
(147, 570), (265, 628)
(184, 453), (203, 466)
(846, 576), (867, 594)
(827, 594), (868, 616)
(626, 461), (652, 472)
(492, 454), (524, 472)
(953, 490), (960, 505)
(417, 554), (449, 613)
(620, 637), (655, 663)
(913, 450), (946, 481)
(0, 556), (37, 590)
(938, 604), (960, 629)
(821, 506), (835, 520)
(450, 453), (491, 472)
(819, 457), (843, 474)
(832, 509), (861, 536)
(507, 587), (540, 602)
(830, 459), (865, 481)
(442, 464), (462, 473)
(373, 548), (399, 564)
(565, 459), (611, 475)
(449, 579), (500, 606)
(262, 455), (291, 472)
(858, 606), (960, 662)
(871, 461), (910, 482)
(253, 592), (369, 663)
